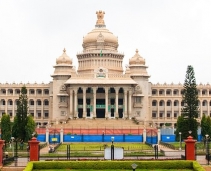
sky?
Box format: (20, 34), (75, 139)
(0, 0), (210, 84)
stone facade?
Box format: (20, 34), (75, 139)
(0, 11), (211, 127)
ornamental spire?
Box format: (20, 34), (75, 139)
(95, 10), (106, 28)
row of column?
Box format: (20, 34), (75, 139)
(152, 100), (210, 119)
(69, 87), (132, 118)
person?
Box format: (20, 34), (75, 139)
(20, 140), (24, 150)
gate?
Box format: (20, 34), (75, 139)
(146, 129), (157, 144)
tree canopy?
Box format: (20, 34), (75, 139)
(176, 65), (199, 140)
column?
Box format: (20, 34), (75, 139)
(60, 128), (63, 143)
(115, 87), (119, 118)
(41, 99), (44, 119)
(69, 88), (73, 119)
(34, 99), (36, 119)
(105, 87), (108, 118)
(46, 128), (49, 143)
(143, 129), (146, 143)
(157, 129), (161, 144)
(5, 100), (7, 114)
(124, 89), (128, 118)
(200, 101), (202, 118)
(12, 99), (15, 118)
(74, 89), (78, 118)
(83, 87), (86, 118)
(128, 89), (132, 118)
(93, 87), (97, 118)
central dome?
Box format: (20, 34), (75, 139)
(82, 11), (118, 51)
(83, 28), (118, 44)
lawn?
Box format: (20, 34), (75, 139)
(32, 169), (194, 171)
(57, 143), (152, 151)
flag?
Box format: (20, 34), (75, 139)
(100, 50), (102, 57)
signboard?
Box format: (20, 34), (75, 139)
(104, 147), (124, 159)
(52, 138), (58, 142)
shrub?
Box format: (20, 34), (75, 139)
(24, 160), (203, 171)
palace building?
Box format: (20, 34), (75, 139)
(0, 11), (211, 128)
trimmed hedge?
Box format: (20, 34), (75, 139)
(23, 160), (205, 171)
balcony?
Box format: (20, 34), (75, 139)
(133, 103), (143, 108)
(58, 102), (67, 108)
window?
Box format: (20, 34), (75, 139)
(159, 91), (163, 95)
(2, 100), (5, 105)
(174, 113), (177, 118)
(152, 90), (156, 95)
(37, 113), (41, 118)
(9, 101), (13, 105)
(44, 100), (49, 105)
(44, 90), (49, 95)
(174, 101), (178, 106)
(135, 97), (141, 103)
(30, 90), (35, 94)
(166, 91), (171, 95)
(202, 101), (207, 106)
(159, 113), (163, 118)
(159, 101), (164, 106)
(44, 113), (49, 118)
(181, 101), (184, 106)
(202, 90), (206, 95)
(37, 90), (42, 94)
(152, 101), (157, 106)
(167, 113), (171, 118)
(9, 90), (13, 94)
(61, 111), (66, 116)
(37, 100), (41, 105)
(31, 113), (34, 117)
(167, 101), (171, 106)
(16, 90), (20, 94)
(30, 101), (34, 105)
(173, 90), (177, 95)
(60, 97), (66, 102)
(152, 113), (157, 118)
(2, 90), (6, 94)
(9, 113), (12, 117)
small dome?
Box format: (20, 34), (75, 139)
(129, 49), (145, 65)
(56, 49), (72, 65)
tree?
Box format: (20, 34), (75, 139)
(1, 114), (11, 143)
(201, 114), (211, 138)
(25, 114), (36, 141)
(176, 65), (199, 140)
(12, 86), (29, 141)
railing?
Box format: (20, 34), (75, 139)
(160, 141), (176, 150)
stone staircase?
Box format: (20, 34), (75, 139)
(62, 118), (144, 129)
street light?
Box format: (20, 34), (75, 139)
(111, 137), (114, 160)
(179, 132), (182, 150)
(131, 163), (138, 171)
(11, 137), (14, 157)
(205, 134), (209, 165)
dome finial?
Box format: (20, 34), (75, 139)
(96, 10), (106, 28)
(63, 48), (66, 53)
(136, 49), (139, 54)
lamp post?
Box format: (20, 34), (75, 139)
(11, 137), (14, 157)
(205, 134), (209, 165)
(111, 137), (114, 160)
(179, 132), (182, 150)
(131, 163), (138, 171)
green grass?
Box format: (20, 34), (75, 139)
(57, 143), (152, 151)
(33, 169), (193, 171)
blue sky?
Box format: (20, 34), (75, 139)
(0, 0), (210, 84)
